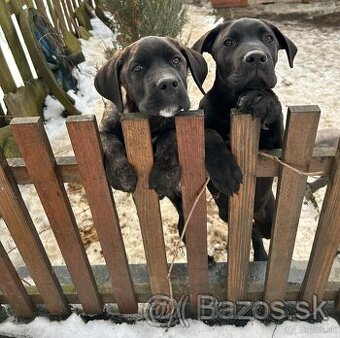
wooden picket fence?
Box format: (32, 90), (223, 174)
(0, 0), (101, 119)
(0, 106), (339, 318)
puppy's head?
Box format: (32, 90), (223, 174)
(95, 36), (208, 117)
(193, 18), (297, 91)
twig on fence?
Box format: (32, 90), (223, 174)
(6, 227), (51, 255)
(20, 278), (32, 287)
(259, 151), (324, 177)
(166, 177), (210, 330)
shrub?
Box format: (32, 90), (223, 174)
(102, 0), (187, 48)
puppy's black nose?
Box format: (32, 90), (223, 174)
(244, 50), (268, 64)
(156, 77), (179, 91)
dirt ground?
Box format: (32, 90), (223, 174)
(1, 5), (339, 269)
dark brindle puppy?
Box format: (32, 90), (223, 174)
(193, 18), (297, 260)
(95, 36), (242, 243)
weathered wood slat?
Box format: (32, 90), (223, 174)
(122, 115), (169, 296)
(176, 112), (208, 309)
(52, 0), (68, 32)
(0, 148), (69, 315)
(6, 148), (334, 186)
(35, 1), (49, 18)
(0, 46), (17, 94)
(46, 0), (59, 29)
(0, 241), (35, 317)
(227, 112), (261, 301)
(0, 0), (33, 82)
(66, 115), (138, 314)
(19, 8), (81, 116)
(65, 0), (79, 34)
(9, 0), (25, 15)
(11, 117), (102, 314)
(264, 105), (321, 302)
(299, 138), (340, 305)
(61, 0), (75, 34)
(1, 261), (338, 305)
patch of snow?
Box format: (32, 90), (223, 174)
(0, 314), (339, 338)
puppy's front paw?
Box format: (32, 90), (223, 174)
(106, 159), (137, 193)
(206, 152), (243, 196)
(237, 90), (282, 129)
(149, 163), (181, 198)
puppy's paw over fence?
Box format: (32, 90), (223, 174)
(0, 106), (339, 320)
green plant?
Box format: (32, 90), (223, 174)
(103, 0), (187, 48)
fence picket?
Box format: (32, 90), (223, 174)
(52, 0), (68, 32)
(66, 115), (138, 314)
(122, 115), (169, 296)
(0, 0), (33, 83)
(299, 138), (340, 305)
(0, 46), (17, 94)
(11, 117), (103, 314)
(264, 106), (320, 302)
(176, 112), (208, 310)
(0, 241), (35, 317)
(227, 112), (261, 301)
(0, 147), (69, 315)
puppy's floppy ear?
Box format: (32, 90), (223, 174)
(192, 23), (225, 54)
(181, 47), (208, 95)
(94, 52), (124, 112)
(264, 20), (297, 68)
(167, 38), (208, 95)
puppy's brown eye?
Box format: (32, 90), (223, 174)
(223, 38), (236, 47)
(172, 57), (181, 65)
(132, 64), (143, 72)
(264, 34), (274, 43)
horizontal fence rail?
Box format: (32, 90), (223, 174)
(0, 106), (339, 319)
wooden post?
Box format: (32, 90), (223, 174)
(299, 136), (340, 306)
(66, 115), (138, 314)
(227, 112), (260, 301)
(0, 0), (33, 83)
(176, 112), (208, 310)
(11, 117), (103, 314)
(0, 147), (69, 316)
(122, 115), (169, 296)
(264, 106), (320, 302)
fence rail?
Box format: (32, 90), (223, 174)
(0, 106), (339, 318)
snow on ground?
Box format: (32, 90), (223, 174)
(0, 6), (339, 268)
(0, 313), (339, 338)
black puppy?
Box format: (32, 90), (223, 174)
(193, 18), (297, 260)
(95, 36), (242, 241)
